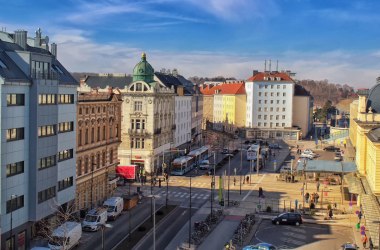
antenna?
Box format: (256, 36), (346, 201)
(264, 60), (267, 72)
(269, 60), (272, 72)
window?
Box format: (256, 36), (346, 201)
(77, 159), (82, 176)
(265, 92), (267, 97)
(258, 92), (262, 97)
(91, 128), (94, 143)
(283, 100), (286, 104)
(110, 149), (113, 164)
(97, 127), (100, 141)
(78, 130), (82, 146)
(264, 115), (267, 120)
(270, 115), (273, 120)
(276, 107), (280, 111)
(38, 155), (56, 170)
(57, 94), (74, 104)
(38, 94), (56, 105)
(258, 115), (261, 119)
(264, 122), (267, 126)
(276, 123), (279, 127)
(258, 122), (261, 126)
(276, 115), (279, 120)
(277, 100), (280, 104)
(282, 115), (286, 119)
(270, 107), (273, 111)
(0, 58), (7, 68)
(264, 107), (268, 112)
(134, 101), (142, 111)
(271, 85), (274, 89)
(258, 107), (262, 112)
(277, 85), (280, 89)
(283, 85), (286, 89)
(136, 83), (142, 91)
(38, 186), (56, 203)
(264, 85), (268, 89)
(58, 122), (74, 133)
(7, 94), (25, 106)
(282, 123), (285, 127)
(271, 92), (274, 97)
(283, 92), (286, 96)
(277, 92), (280, 96)
(282, 108), (286, 112)
(264, 100), (267, 104)
(136, 119), (141, 129)
(38, 125), (56, 137)
(58, 177), (73, 191)
(258, 100), (261, 104)
(6, 195), (24, 213)
(6, 128), (24, 141)
(270, 100), (273, 104)
(58, 149), (73, 162)
(6, 161), (24, 177)
(85, 129), (88, 144)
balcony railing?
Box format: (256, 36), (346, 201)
(128, 128), (150, 136)
(31, 70), (60, 80)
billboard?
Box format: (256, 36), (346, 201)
(116, 165), (136, 180)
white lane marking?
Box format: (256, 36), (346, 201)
(242, 174), (266, 201)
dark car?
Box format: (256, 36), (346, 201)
(269, 143), (282, 149)
(272, 212), (302, 226)
(323, 146), (340, 152)
(341, 243), (358, 250)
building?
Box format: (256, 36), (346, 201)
(75, 90), (122, 211)
(292, 84), (314, 138)
(348, 82), (380, 248)
(79, 73), (132, 90)
(199, 85), (214, 130)
(117, 53), (175, 176)
(154, 71), (192, 149)
(245, 70), (307, 140)
(0, 28), (77, 249)
(200, 82), (246, 134)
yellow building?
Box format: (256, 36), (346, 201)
(349, 86), (380, 194)
(200, 82), (246, 134)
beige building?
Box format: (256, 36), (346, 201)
(76, 91), (122, 210)
(117, 53), (175, 175)
(292, 84), (314, 139)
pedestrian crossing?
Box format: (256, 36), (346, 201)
(170, 179), (213, 189)
(156, 190), (210, 200)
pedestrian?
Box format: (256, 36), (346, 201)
(369, 237), (374, 250)
(358, 210), (363, 223)
(233, 177), (236, 186)
(362, 234), (368, 249)
(305, 192), (310, 203)
(316, 181), (320, 192)
(315, 192), (319, 204)
(356, 222), (360, 232)
(329, 209), (333, 220)
(259, 187), (264, 198)
(311, 193), (315, 203)
(246, 175), (249, 184)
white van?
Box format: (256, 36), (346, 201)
(82, 208), (108, 232)
(48, 221), (82, 250)
(103, 197), (124, 220)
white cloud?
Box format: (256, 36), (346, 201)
(53, 31), (379, 89)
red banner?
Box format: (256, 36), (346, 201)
(116, 165), (136, 180)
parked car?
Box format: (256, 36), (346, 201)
(323, 146), (340, 152)
(300, 153), (314, 160)
(243, 243), (277, 250)
(303, 149), (314, 155)
(222, 148), (229, 154)
(341, 243), (358, 250)
(272, 212), (302, 226)
(334, 152), (343, 161)
(244, 140), (250, 144)
(82, 208), (108, 232)
(199, 160), (210, 170)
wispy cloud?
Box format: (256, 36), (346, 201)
(308, 8), (380, 23)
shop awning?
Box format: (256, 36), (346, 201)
(296, 160), (357, 173)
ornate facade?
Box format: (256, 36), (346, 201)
(76, 91), (122, 210)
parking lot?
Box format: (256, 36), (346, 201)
(248, 218), (354, 250)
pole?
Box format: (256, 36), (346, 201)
(90, 163), (95, 209)
(256, 148), (259, 176)
(240, 139), (242, 195)
(250, 160), (252, 185)
(153, 196), (156, 250)
(101, 226), (105, 250)
(228, 155), (230, 206)
(189, 176), (192, 248)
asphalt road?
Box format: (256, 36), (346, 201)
(250, 219), (354, 250)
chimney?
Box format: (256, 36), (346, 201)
(252, 70), (259, 76)
(51, 43), (57, 58)
(14, 30), (27, 50)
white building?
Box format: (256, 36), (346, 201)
(245, 70), (300, 140)
(0, 28), (77, 249)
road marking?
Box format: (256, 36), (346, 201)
(242, 174), (266, 201)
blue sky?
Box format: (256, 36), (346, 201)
(1, 0), (380, 88)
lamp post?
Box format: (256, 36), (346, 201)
(189, 175), (192, 248)
(90, 163), (96, 209)
(101, 223), (112, 250)
(147, 194), (160, 250)
(9, 194), (17, 250)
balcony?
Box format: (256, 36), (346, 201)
(172, 124), (176, 130)
(154, 128), (161, 135)
(128, 128), (150, 136)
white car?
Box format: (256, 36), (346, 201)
(300, 153), (314, 160)
(303, 149), (314, 155)
(199, 160), (210, 170)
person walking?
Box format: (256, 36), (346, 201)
(362, 234), (368, 249)
(246, 175), (250, 184)
(305, 192), (310, 203)
(369, 237), (374, 250)
(358, 210), (363, 223)
(315, 192), (319, 204)
(316, 181), (320, 192)
(328, 209), (333, 220)
(233, 177), (236, 186)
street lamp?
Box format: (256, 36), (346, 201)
(101, 223), (112, 250)
(227, 154), (233, 206)
(147, 194), (160, 250)
(189, 175), (192, 248)
(9, 194), (17, 250)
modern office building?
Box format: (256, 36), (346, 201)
(245, 70), (309, 140)
(75, 90), (122, 211)
(0, 28), (77, 249)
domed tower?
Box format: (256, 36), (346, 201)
(132, 52), (155, 84)
(366, 83), (380, 113)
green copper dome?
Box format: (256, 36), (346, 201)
(132, 52), (155, 83)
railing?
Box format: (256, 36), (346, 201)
(31, 70), (60, 80)
(128, 128), (150, 136)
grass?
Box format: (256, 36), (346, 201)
(114, 205), (177, 250)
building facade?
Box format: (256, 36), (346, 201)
(245, 71), (301, 140)
(118, 53), (175, 176)
(0, 29), (77, 249)
(292, 84), (313, 138)
(75, 91), (122, 211)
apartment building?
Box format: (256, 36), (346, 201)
(0, 28), (77, 249)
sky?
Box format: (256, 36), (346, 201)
(1, 0), (380, 88)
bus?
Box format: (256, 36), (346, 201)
(187, 146), (209, 165)
(171, 156), (195, 176)
(247, 144), (260, 161)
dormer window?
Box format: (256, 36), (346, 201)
(136, 83), (142, 91)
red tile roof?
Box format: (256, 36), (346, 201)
(247, 72), (294, 82)
(200, 82), (246, 95)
